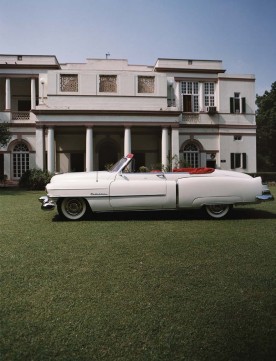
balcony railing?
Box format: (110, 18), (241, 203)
(167, 100), (176, 107)
(12, 111), (30, 120)
(182, 113), (200, 123)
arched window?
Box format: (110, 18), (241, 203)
(183, 143), (199, 168)
(13, 142), (29, 178)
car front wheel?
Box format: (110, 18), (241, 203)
(205, 204), (231, 219)
(57, 198), (87, 221)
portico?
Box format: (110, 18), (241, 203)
(34, 121), (180, 173)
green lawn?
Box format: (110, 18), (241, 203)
(1, 188), (276, 361)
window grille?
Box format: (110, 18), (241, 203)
(138, 76), (155, 93)
(60, 74), (78, 92)
(99, 75), (117, 93)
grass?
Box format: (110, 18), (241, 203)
(0, 188), (276, 361)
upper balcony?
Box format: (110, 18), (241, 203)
(0, 77), (38, 124)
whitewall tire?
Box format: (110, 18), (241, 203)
(205, 204), (231, 219)
(57, 198), (87, 221)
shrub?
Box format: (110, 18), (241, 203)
(19, 169), (53, 190)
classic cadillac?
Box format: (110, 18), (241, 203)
(39, 154), (274, 220)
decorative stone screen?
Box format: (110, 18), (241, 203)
(138, 76), (155, 93)
(60, 74), (78, 92)
(99, 75), (117, 93)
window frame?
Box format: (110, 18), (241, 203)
(230, 152), (247, 169)
(99, 75), (118, 93)
(137, 76), (155, 94)
(181, 81), (199, 112)
(204, 82), (215, 108)
(60, 74), (79, 92)
(12, 142), (30, 179)
(183, 143), (200, 168)
(230, 93), (246, 114)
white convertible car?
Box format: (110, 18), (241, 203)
(39, 154), (274, 220)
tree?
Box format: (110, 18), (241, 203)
(0, 122), (11, 148)
(256, 82), (276, 171)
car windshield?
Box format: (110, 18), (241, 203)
(109, 157), (129, 173)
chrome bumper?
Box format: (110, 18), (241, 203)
(39, 196), (56, 211)
(256, 192), (274, 202)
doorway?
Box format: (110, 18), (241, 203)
(70, 153), (84, 172)
(206, 160), (216, 168)
(98, 141), (119, 170)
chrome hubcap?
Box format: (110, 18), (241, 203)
(65, 199), (84, 216)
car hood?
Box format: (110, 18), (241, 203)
(46, 171), (115, 191)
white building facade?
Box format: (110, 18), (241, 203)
(0, 55), (256, 180)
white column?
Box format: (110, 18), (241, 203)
(199, 82), (204, 112)
(124, 127), (131, 155)
(86, 127), (93, 172)
(36, 127), (45, 170)
(171, 128), (179, 168)
(161, 127), (169, 170)
(5, 78), (11, 110)
(47, 127), (55, 173)
(31, 78), (36, 110)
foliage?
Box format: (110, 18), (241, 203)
(19, 168), (53, 190)
(138, 166), (149, 172)
(0, 174), (8, 185)
(161, 154), (190, 172)
(0, 122), (11, 148)
(104, 163), (114, 170)
(0, 188), (275, 360)
(256, 82), (276, 171)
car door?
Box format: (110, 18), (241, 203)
(109, 173), (167, 210)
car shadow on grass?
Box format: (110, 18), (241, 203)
(52, 207), (276, 222)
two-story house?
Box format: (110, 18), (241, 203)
(0, 55), (256, 180)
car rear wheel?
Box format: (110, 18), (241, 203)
(205, 204), (231, 219)
(57, 198), (87, 221)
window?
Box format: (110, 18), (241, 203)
(231, 153), (247, 169)
(60, 74), (78, 92)
(183, 143), (199, 167)
(204, 82), (215, 107)
(230, 93), (246, 113)
(138, 76), (155, 93)
(181, 81), (199, 112)
(99, 75), (117, 93)
(234, 135), (242, 141)
(13, 143), (29, 178)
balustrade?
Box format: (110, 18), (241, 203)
(12, 111), (30, 120)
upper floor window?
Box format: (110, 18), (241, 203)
(138, 76), (155, 93)
(99, 75), (117, 93)
(181, 81), (199, 112)
(204, 82), (215, 107)
(230, 92), (246, 113)
(60, 74), (78, 92)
